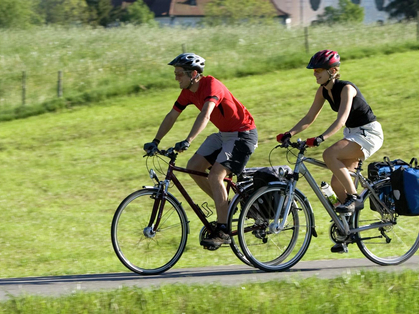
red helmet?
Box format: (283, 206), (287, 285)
(307, 50), (340, 70)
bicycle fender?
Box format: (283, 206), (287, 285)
(267, 182), (318, 238)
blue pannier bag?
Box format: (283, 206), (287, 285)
(367, 157), (408, 211)
(390, 158), (419, 216)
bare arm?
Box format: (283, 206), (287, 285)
(185, 101), (215, 143)
(288, 87), (325, 136)
(154, 109), (181, 141)
(320, 85), (356, 140)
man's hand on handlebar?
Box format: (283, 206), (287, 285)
(143, 139), (160, 156)
(174, 139), (190, 152)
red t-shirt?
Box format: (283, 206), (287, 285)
(173, 76), (256, 132)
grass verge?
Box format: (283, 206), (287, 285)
(1, 270), (419, 313)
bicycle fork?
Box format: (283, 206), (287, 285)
(143, 180), (170, 238)
(269, 181), (296, 234)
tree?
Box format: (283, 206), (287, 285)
(124, 0), (155, 25)
(316, 0), (364, 25)
(86, 0), (117, 26)
(0, 0), (43, 28)
(385, 0), (419, 20)
(204, 0), (277, 26)
(37, 0), (89, 25)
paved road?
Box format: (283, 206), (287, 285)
(1, 256), (419, 301)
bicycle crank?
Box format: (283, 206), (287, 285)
(199, 221), (221, 251)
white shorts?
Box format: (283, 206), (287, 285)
(343, 121), (384, 160)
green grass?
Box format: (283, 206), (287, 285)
(0, 49), (418, 278)
(1, 270), (419, 313)
(1, 22), (419, 120)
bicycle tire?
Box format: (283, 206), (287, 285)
(354, 183), (419, 266)
(111, 188), (188, 275)
(227, 191), (253, 267)
(238, 184), (313, 272)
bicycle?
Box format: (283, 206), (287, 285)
(111, 147), (260, 275)
(237, 139), (419, 272)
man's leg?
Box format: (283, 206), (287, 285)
(186, 154), (213, 199)
(200, 162), (232, 247)
(207, 162), (230, 224)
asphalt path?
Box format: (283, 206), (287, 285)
(1, 256), (419, 301)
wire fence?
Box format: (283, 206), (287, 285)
(0, 22), (417, 114)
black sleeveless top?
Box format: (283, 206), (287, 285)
(322, 80), (376, 128)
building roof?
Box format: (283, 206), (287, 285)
(143, 0), (288, 18)
(270, 0), (289, 17)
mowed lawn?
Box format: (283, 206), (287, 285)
(0, 51), (418, 278)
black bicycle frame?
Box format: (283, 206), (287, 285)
(149, 159), (238, 232)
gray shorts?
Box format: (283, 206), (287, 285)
(196, 129), (258, 175)
(343, 121), (384, 160)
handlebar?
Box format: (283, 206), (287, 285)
(143, 147), (178, 159)
(276, 139), (308, 151)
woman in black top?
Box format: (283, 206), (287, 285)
(277, 50), (384, 220)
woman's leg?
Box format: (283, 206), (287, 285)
(323, 139), (364, 210)
(330, 158), (360, 202)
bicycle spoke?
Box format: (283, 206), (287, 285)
(238, 185), (313, 271)
(355, 187), (419, 265)
(111, 189), (188, 275)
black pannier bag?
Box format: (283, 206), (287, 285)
(390, 158), (419, 216)
(250, 166), (292, 219)
(367, 157), (408, 211)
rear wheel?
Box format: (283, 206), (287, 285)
(228, 190), (254, 267)
(238, 185), (313, 272)
(355, 185), (419, 265)
(111, 188), (188, 275)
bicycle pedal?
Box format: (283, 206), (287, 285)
(201, 244), (220, 251)
(331, 243), (349, 254)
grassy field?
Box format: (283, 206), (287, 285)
(0, 48), (418, 279)
(1, 270), (419, 313)
(0, 22), (418, 120)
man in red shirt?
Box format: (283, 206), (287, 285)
(144, 53), (258, 247)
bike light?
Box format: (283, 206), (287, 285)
(149, 169), (158, 182)
(278, 167), (285, 177)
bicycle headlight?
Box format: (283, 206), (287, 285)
(149, 169), (158, 182)
(278, 166), (285, 177)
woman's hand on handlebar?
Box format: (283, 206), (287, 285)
(276, 132), (292, 148)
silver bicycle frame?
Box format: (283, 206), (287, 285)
(271, 151), (394, 236)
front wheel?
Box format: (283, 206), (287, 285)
(111, 188), (188, 275)
(354, 186), (419, 265)
(238, 184), (313, 272)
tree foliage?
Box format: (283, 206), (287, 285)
(124, 0), (155, 25)
(204, 0), (277, 26)
(316, 0), (364, 25)
(385, 0), (419, 20)
(0, 0), (42, 28)
(86, 0), (116, 26)
(38, 0), (89, 25)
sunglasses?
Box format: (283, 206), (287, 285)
(174, 71), (191, 78)
(313, 68), (325, 73)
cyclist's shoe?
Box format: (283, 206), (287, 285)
(200, 229), (231, 247)
(331, 243), (348, 253)
(355, 198), (364, 210)
(336, 194), (358, 214)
